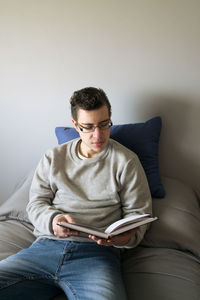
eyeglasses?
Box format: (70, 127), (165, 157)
(77, 120), (113, 133)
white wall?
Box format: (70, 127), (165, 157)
(0, 0), (200, 202)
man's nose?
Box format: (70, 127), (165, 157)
(92, 126), (102, 137)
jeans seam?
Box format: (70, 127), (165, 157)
(59, 278), (78, 300)
(54, 242), (67, 279)
(25, 274), (54, 280)
(0, 274), (54, 290)
(54, 242), (78, 299)
(0, 279), (23, 290)
(55, 242), (77, 279)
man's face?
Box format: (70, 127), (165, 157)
(72, 105), (111, 158)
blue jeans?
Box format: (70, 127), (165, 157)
(0, 238), (127, 300)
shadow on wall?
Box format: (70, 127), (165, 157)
(130, 92), (200, 197)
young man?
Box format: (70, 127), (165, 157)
(0, 87), (152, 300)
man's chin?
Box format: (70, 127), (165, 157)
(91, 143), (106, 154)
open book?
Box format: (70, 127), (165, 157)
(57, 213), (158, 239)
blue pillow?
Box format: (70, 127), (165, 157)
(55, 117), (165, 198)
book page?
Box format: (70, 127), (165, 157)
(105, 213), (150, 233)
(105, 217), (158, 236)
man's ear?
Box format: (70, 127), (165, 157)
(72, 119), (79, 133)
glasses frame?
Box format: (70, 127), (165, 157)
(77, 120), (113, 133)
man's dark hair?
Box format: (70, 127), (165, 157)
(70, 87), (111, 121)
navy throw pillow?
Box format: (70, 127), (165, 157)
(55, 116), (165, 198)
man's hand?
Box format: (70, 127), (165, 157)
(52, 214), (79, 238)
(89, 227), (139, 247)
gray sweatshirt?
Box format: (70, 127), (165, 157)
(27, 138), (152, 248)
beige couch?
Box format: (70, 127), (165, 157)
(0, 171), (199, 299)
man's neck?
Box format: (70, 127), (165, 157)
(79, 141), (102, 158)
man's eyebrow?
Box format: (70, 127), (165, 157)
(80, 119), (110, 125)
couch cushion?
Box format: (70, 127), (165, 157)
(141, 177), (200, 258)
(0, 220), (35, 260)
(0, 170), (34, 223)
(55, 116), (165, 198)
(122, 247), (200, 300)
(0, 172), (35, 259)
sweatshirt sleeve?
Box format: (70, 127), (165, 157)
(26, 151), (63, 235)
(118, 155), (152, 249)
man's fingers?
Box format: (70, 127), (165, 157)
(54, 225), (79, 238)
(63, 214), (76, 224)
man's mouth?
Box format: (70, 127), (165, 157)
(93, 141), (104, 146)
